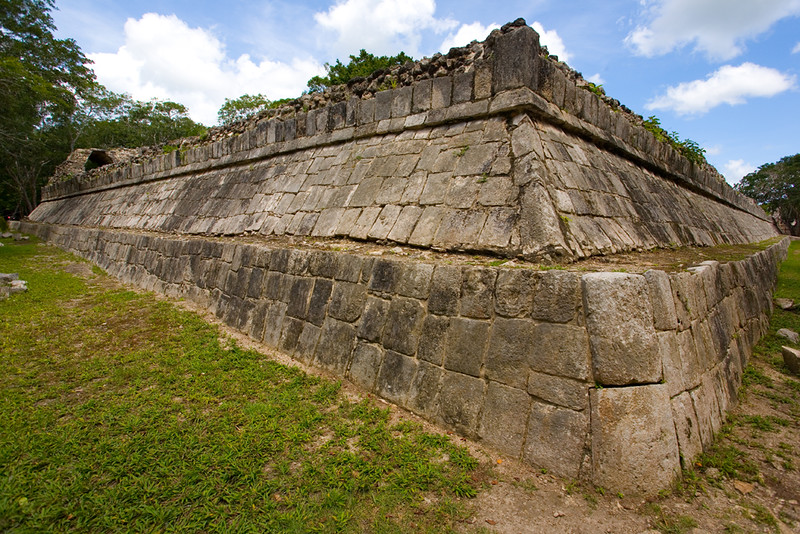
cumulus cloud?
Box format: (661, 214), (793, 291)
(439, 22), (499, 53)
(314, 0), (456, 58)
(646, 63), (796, 115)
(793, 42), (800, 53)
(626, 0), (800, 60)
(587, 73), (605, 85)
(531, 21), (571, 63)
(723, 159), (757, 183)
(89, 13), (324, 125)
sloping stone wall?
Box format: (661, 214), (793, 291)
(30, 23), (777, 263)
(16, 220), (789, 494)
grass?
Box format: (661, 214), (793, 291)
(0, 238), (483, 533)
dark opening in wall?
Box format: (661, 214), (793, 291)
(84, 150), (114, 172)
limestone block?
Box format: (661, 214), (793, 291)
(391, 86), (413, 118)
(334, 254), (363, 283)
(433, 209), (487, 249)
(658, 331), (685, 398)
(367, 205), (402, 240)
(478, 381), (530, 458)
(524, 400), (587, 479)
(382, 297), (425, 356)
(527, 371), (588, 411)
(420, 172), (452, 204)
(278, 316), (304, 355)
(485, 318), (536, 389)
(477, 176), (516, 206)
(374, 90), (392, 121)
(314, 317), (357, 374)
(408, 206), (446, 247)
(782, 346), (800, 375)
(377, 350), (417, 404)
(488, 25), (540, 93)
(412, 79), (433, 113)
(459, 267), (497, 319)
(452, 71), (474, 103)
(677, 328), (702, 390)
(590, 384), (680, 495)
(348, 341), (384, 391)
(583, 272), (662, 386)
(431, 76), (452, 109)
(478, 208), (516, 249)
(529, 323), (591, 380)
(394, 262), (434, 299)
(357, 296), (389, 342)
(531, 270), (579, 323)
(436, 371), (485, 436)
(454, 143), (498, 176)
(348, 176), (384, 207)
(307, 278), (333, 326)
(645, 270), (678, 331)
(670, 391), (703, 464)
(368, 258), (398, 293)
(428, 264), (461, 315)
(494, 268), (537, 317)
(286, 277), (313, 320)
(349, 207), (381, 240)
(444, 318), (490, 377)
(327, 281), (367, 323)
(296, 322), (321, 361)
(408, 360), (443, 417)
(356, 98), (375, 125)
(689, 376), (721, 447)
(387, 205), (423, 243)
(417, 314), (449, 365)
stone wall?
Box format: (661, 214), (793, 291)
(17, 220), (789, 494)
(29, 23), (777, 263)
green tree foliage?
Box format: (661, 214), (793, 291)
(217, 93), (292, 125)
(0, 0), (94, 216)
(736, 154), (800, 235)
(0, 0), (206, 217)
(307, 49), (414, 93)
(642, 115), (707, 165)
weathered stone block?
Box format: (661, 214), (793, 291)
(307, 278), (333, 326)
(278, 316), (304, 354)
(357, 296), (389, 342)
(377, 350), (418, 404)
(489, 25), (540, 93)
(485, 317), (535, 389)
(494, 268), (537, 317)
(428, 264), (461, 315)
(296, 322), (322, 362)
(529, 323), (591, 380)
(460, 267), (497, 319)
(382, 297), (425, 356)
(583, 273), (662, 385)
(314, 318), (356, 374)
(286, 277), (314, 319)
(527, 371), (587, 411)
(478, 381), (530, 458)
(436, 371), (485, 435)
(334, 254), (363, 282)
(328, 281), (367, 323)
(590, 384), (680, 495)
(368, 258), (398, 293)
(348, 342), (383, 391)
(408, 360), (442, 416)
(417, 314), (449, 365)
(532, 270), (579, 323)
(524, 400), (587, 479)
(431, 76), (452, 109)
(395, 262), (434, 299)
(645, 269), (678, 331)
(444, 318), (489, 377)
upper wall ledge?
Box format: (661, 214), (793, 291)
(41, 19), (766, 222)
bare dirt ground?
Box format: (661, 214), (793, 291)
(63, 239), (799, 534)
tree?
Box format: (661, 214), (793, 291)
(0, 0), (95, 216)
(736, 154), (800, 235)
(307, 49), (413, 93)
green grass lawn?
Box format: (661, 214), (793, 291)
(0, 238), (483, 533)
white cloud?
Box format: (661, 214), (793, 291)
(723, 159), (757, 183)
(626, 0), (800, 60)
(314, 0), (456, 58)
(587, 73), (605, 85)
(793, 42), (800, 53)
(440, 22), (499, 53)
(89, 13), (324, 125)
(531, 21), (571, 63)
(646, 63), (796, 115)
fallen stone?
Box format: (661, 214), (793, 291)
(12, 233), (29, 241)
(1, 232), (12, 238)
(777, 328), (800, 344)
(783, 346), (800, 376)
(775, 298), (795, 310)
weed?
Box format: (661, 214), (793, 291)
(512, 478), (539, 493)
(645, 503), (699, 534)
(477, 173), (488, 184)
(698, 444), (760, 482)
(743, 502), (778, 529)
(456, 146), (469, 157)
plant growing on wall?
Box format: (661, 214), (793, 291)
(217, 94), (293, 125)
(642, 115), (707, 165)
(307, 49), (414, 93)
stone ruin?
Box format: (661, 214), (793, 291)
(19, 20), (786, 494)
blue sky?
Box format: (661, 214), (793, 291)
(52, 0), (799, 184)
